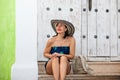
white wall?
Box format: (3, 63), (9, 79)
(11, 0), (38, 79)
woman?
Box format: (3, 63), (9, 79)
(44, 19), (76, 80)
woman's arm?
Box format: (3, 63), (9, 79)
(44, 39), (53, 58)
(65, 37), (76, 59)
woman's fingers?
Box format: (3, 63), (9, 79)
(52, 52), (65, 57)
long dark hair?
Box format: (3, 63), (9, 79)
(63, 27), (69, 38)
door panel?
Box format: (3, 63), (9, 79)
(117, 0), (120, 59)
(81, 0), (88, 57)
(110, 0), (118, 57)
(96, 0), (110, 57)
(88, 0), (97, 57)
(111, 0), (120, 61)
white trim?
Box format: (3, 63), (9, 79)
(11, 0), (38, 79)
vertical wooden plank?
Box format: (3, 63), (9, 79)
(97, 0), (110, 57)
(110, 0), (118, 57)
(66, 0), (82, 56)
(81, 0), (88, 57)
(88, 0), (97, 58)
(118, 0), (120, 56)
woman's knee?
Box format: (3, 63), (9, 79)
(60, 56), (68, 62)
(51, 57), (59, 63)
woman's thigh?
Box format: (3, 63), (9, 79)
(45, 59), (53, 75)
(60, 56), (71, 74)
(45, 57), (60, 75)
(66, 61), (71, 74)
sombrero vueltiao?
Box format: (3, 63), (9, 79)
(51, 19), (75, 36)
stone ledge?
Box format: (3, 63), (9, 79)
(38, 74), (120, 80)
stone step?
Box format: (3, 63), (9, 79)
(38, 61), (46, 74)
(38, 74), (120, 80)
(38, 61), (75, 74)
(88, 61), (120, 74)
(38, 61), (120, 80)
(38, 61), (120, 75)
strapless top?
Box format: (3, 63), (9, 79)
(50, 46), (70, 54)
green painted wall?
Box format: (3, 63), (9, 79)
(0, 0), (15, 80)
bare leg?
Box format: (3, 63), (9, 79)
(52, 57), (60, 80)
(60, 56), (71, 80)
(46, 59), (53, 75)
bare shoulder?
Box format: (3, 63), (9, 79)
(46, 37), (55, 47)
(67, 36), (76, 42)
(46, 39), (51, 47)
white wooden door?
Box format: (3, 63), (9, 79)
(37, 0), (120, 61)
(87, 0), (120, 61)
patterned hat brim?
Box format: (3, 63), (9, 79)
(51, 19), (75, 36)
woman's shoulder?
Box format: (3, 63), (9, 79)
(47, 37), (56, 44)
(45, 37), (55, 47)
(67, 36), (75, 41)
(67, 36), (76, 46)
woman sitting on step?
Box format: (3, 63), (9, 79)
(44, 19), (76, 80)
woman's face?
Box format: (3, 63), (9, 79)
(55, 22), (67, 34)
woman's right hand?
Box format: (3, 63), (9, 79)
(51, 52), (59, 58)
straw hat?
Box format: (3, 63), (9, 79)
(51, 19), (75, 36)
